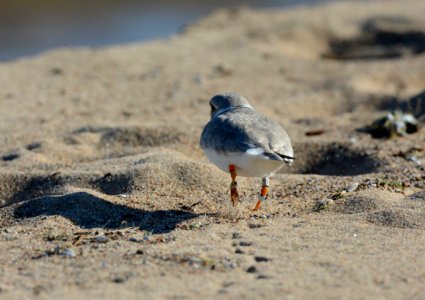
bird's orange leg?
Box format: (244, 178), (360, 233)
(253, 177), (269, 211)
(229, 165), (239, 206)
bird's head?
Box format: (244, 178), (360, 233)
(209, 93), (253, 119)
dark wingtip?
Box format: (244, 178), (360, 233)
(264, 152), (295, 162)
(278, 154), (295, 160)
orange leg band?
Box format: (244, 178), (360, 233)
(253, 178), (269, 211)
(229, 165), (239, 206)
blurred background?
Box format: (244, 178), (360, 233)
(0, 0), (327, 61)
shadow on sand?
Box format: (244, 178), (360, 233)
(13, 192), (198, 234)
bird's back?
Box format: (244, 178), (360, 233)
(200, 108), (293, 160)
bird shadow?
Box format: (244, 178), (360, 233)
(13, 192), (198, 234)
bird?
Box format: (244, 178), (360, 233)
(200, 93), (294, 211)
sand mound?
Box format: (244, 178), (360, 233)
(341, 195), (380, 214)
(1, 152), (227, 206)
(13, 191), (198, 233)
(72, 125), (187, 148)
(367, 209), (425, 229)
(332, 190), (425, 229)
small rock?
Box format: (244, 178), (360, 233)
(2, 153), (19, 161)
(239, 241), (253, 247)
(248, 223), (265, 229)
(349, 137), (357, 144)
(213, 64), (233, 76)
(222, 260), (237, 269)
(232, 232), (242, 239)
(187, 256), (202, 266)
(246, 266), (257, 273)
(26, 142), (42, 151)
(346, 183), (359, 192)
(113, 276), (125, 283)
(254, 256), (271, 262)
(235, 248), (245, 254)
(176, 224), (189, 230)
(192, 75), (205, 85)
(317, 198), (334, 211)
(95, 235), (109, 243)
(62, 248), (76, 258)
(408, 156), (422, 165)
(189, 222), (202, 230)
(49, 67), (63, 75)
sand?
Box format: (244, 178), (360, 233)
(0, 0), (425, 299)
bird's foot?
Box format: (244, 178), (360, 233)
(230, 182), (239, 206)
(253, 185), (268, 211)
(229, 164), (239, 206)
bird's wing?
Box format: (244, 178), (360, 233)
(200, 109), (294, 162)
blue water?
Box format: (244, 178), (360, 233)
(0, 0), (326, 61)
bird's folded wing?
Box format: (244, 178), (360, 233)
(201, 110), (294, 162)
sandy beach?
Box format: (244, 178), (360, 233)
(0, 0), (424, 299)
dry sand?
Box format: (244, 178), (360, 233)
(1, 0), (425, 299)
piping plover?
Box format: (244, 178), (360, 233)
(200, 93), (294, 210)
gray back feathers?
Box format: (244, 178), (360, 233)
(200, 93), (293, 161)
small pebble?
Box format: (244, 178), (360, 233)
(26, 142), (41, 151)
(346, 183), (359, 192)
(235, 248), (245, 254)
(62, 248), (76, 258)
(50, 67), (63, 75)
(113, 277), (125, 283)
(232, 232), (242, 239)
(254, 256), (270, 262)
(317, 198), (334, 210)
(189, 222), (202, 230)
(192, 75), (205, 85)
(248, 223), (264, 229)
(95, 235), (109, 243)
(239, 241), (253, 247)
(408, 156), (422, 165)
(246, 266), (257, 273)
(187, 256), (202, 265)
(2, 153), (19, 161)
(222, 260), (237, 269)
